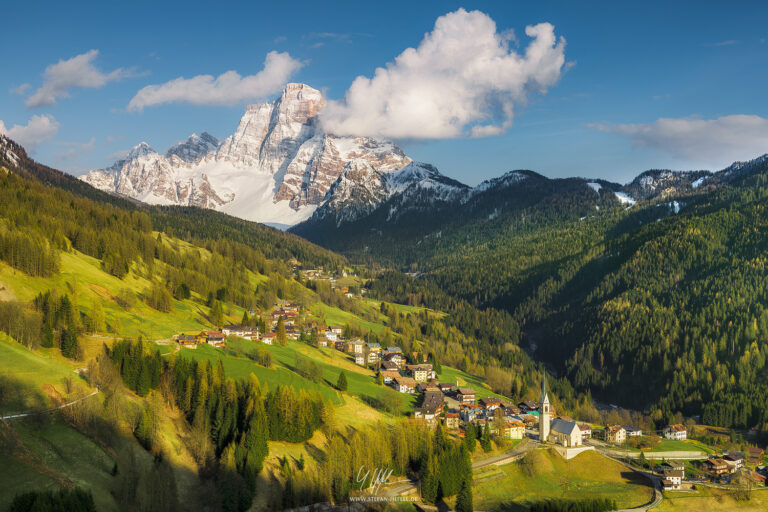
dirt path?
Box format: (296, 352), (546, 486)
(0, 388), (100, 420)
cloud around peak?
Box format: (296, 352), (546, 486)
(321, 8), (568, 139)
(26, 50), (127, 108)
(590, 115), (768, 168)
(127, 51), (303, 111)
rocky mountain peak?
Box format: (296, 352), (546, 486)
(128, 142), (157, 160)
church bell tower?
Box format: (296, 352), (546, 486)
(539, 373), (551, 442)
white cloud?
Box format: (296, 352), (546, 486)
(589, 115), (768, 168)
(9, 83), (30, 95)
(0, 114), (60, 150)
(26, 50), (127, 108)
(127, 51), (303, 111)
(321, 8), (567, 139)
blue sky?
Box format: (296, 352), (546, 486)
(1, 0), (766, 185)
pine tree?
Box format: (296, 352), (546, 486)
(241, 310), (250, 326)
(455, 478), (473, 512)
(276, 317), (286, 346)
(336, 371), (348, 391)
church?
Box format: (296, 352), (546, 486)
(539, 373), (583, 447)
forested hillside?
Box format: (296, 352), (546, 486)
(327, 156), (768, 432)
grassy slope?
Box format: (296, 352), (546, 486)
(658, 488), (768, 511)
(471, 448), (653, 510)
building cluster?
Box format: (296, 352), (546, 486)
(657, 448), (768, 490)
(174, 301), (310, 349)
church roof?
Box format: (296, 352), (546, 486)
(540, 372), (550, 404)
(550, 418), (579, 436)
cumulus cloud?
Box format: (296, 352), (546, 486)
(321, 8), (567, 139)
(127, 51), (303, 111)
(589, 115), (768, 168)
(26, 50), (127, 108)
(0, 114), (60, 150)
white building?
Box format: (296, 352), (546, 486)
(664, 424), (687, 441)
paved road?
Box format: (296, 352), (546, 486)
(606, 455), (664, 512)
(0, 388), (99, 420)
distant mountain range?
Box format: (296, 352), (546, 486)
(79, 82), (765, 232)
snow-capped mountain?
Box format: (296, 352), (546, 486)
(81, 83), (415, 228)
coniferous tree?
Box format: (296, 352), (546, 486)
(336, 371), (348, 391)
(455, 478), (473, 512)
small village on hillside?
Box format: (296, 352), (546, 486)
(170, 292), (768, 501)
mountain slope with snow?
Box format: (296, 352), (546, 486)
(80, 83), (415, 228)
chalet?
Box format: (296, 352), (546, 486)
(222, 325), (254, 339)
(378, 370), (400, 384)
(503, 404), (521, 416)
(413, 407), (437, 426)
(445, 412), (460, 430)
(723, 452), (744, 471)
(438, 383), (454, 394)
(317, 339), (328, 347)
(406, 364), (431, 382)
(578, 424), (592, 439)
(664, 424), (687, 441)
(520, 414), (538, 426)
(548, 418), (583, 447)
(479, 397), (501, 411)
(354, 354), (365, 365)
(660, 461), (685, 473)
(748, 446), (765, 465)
(205, 331), (226, 348)
(329, 326), (344, 335)
(662, 469), (683, 490)
(422, 390), (444, 413)
(457, 388), (476, 405)
(347, 339), (364, 354)
(605, 425), (627, 445)
(286, 327), (299, 340)
(704, 458), (729, 477)
(178, 335), (198, 348)
(324, 330), (338, 342)
(383, 352), (405, 369)
(623, 426), (643, 437)
(518, 401), (539, 413)
(417, 382), (439, 393)
(504, 420), (526, 440)
(262, 335), (274, 345)
(393, 376), (416, 394)
(367, 351), (379, 364)
(383, 346), (403, 356)
(381, 361), (399, 371)
(366, 342), (381, 354)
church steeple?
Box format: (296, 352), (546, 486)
(539, 371), (551, 443)
(540, 372), (550, 405)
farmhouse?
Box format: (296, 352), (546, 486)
(222, 325), (255, 339)
(347, 339), (364, 354)
(422, 390), (444, 413)
(438, 383), (454, 393)
(383, 352), (405, 369)
(178, 334), (198, 348)
(504, 420), (526, 440)
(578, 424), (592, 439)
(354, 354), (365, 365)
(261, 335), (274, 345)
(748, 446), (765, 465)
(723, 452), (744, 471)
(457, 388), (476, 405)
(366, 342), (381, 354)
(704, 458), (729, 477)
(664, 424), (687, 441)
(378, 370), (400, 384)
(445, 412), (460, 430)
(205, 331), (226, 348)
(605, 425), (627, 445)
(406, 364), (433, 382)
(393, 376), (416, 393)
(662, 469), (683, 491)
(518, 401), (539, 413)
(381, 361), (399, 371)
(548, 418), (583, 447)
(366, 351), (379, 364)
(623, 426), (643, 437)
(479, 397), (501, 411)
